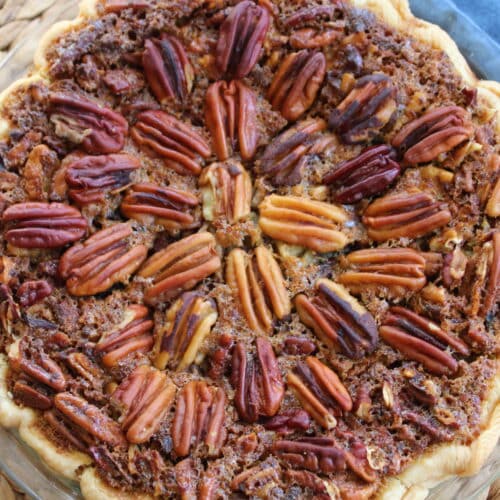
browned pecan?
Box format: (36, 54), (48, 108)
(22, 145), (59, 202)
(283, 5), (341, 28)
(296, 279), (378, 359)
(442, 247), (467, 288)
(405, 372), (440, 406)
(103, 0), (150, 12)
(112, 365), (176, 443)
(206, 80), (258, 161)
(289, 28), (340, 49)
(15, 280), (52, 307)
(230, 459), (282, 496)
(65, 352), (104, 390)
(283, 337), (317, 356)
(0, 256), (14, 285)
(380, 306), (470, 375)
(486, 176), (500, 217)
(215, 0), (270, 79)
(392, 106), (474, 165)
(362, 191), (451, 241)
(328, 74), (397, 144)
(402, 410), (453, 441)
(13, 381), (52, 410)
(131, 110), (210, 175)
(59, 223), (147, 296)
(263, 409), (311, 434)
(49, 92), (128, 154)
(2, 202), (87, 249)
(139, 232), (221, 305)
(231, 337), (284, 422)
(268, 50), (326, 121)
(45, 410), (95, 452)
(0, 285), (19, 335)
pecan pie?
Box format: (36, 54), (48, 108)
(0, 0), (498, 499)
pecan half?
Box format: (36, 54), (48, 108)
(3, 202), (87, 249)
(154, 292), (217, 370)
(104, 0), (150, 12)
(23, 145), (59, 202)
(45, 410), (95, 452)
(13, 381), (52, 410)
(230, 459), (282, 496)
(392, 106), (474, 165)
(139, 232), (221, 305)
(268, 50), (326, 121)
(131, 110), (210, 175)
(49, 92), (128, 154)
(362, 191), (451, 241)
(215, 0), (270, 79)
(226, 246), (290, 334)
(16, 280), (53, 307)
(486, 177), (500, 217)
(0, 285), (19, 335)
(59, 223), (147, 296)
(328, 74), (397, 144)
(295, 279), (378, 358)
(263, 409), (311, 434)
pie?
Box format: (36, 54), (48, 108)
(0, 0), (498, 498)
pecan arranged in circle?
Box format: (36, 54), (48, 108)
(215, 0), (270, 79)
(295, 279), (378, 359)
(131, 110), (210, 175)
(226, 246), (291, 334)
(16, 280), (53, 307)
(49, 92), (128, 154)
(328, 74), (397, 144)
(154, 291), (217, 371)
(268, 49), (326, 121)
(59, 223), (147, 296)
(323, 144), (401, 204)
(2, 202), (87, 249)
(392, 106), (474, 165)
(362, 190), (451, 241)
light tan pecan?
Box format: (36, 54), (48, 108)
(131, 110), (210, 175)
(112, 365), (176, 444)
(230, 459), (282, 497)
(258, 194), (352, 252)
(154, 292), (217, 371)
(362, 190), (451, 241)
(295, 279), (378, 358)
(268, 49), (326, 121)
(226, 246), (291, 334)
(139, 232), (221, 305)
(22, 145), (59, 201)
(59, 223), (147, 296)
(206, 80), (258, 161)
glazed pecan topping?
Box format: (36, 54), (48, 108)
(172, 381), (226, 457)
(49, 92), (128, 154)
(392, 106), (474, 165)
(231, 338), (284, 422)
(112, 365), (176, 444)
(139, 232), (221, 305)
(258, 194), (351, 252)
(328, 74), (397, 144)
(486, 177), (500, 217)
(283, 5), (341, 28)
(0, 285), (19, 335)
(380, 306), (470, 375)
(362, 191), (451, 241)
(131, 110), (210, 175)
(2, 202), (87, 249)
(143, 34), (193, 104)
(121, 183), (199, 232)
(13, 381), (52, 410)
(104, 0), (150, 12)
(295, 279), (378, 358)
(154, 292), (217, 371)
(268, 49), (326, 121)
(230, 459), (282, 496)
(45, 410), (95, 452)
(226, 246), (290, 334)
(215, 0), (270, 79)
(263, 409), (311, 435)
(59, 223), (147, 296)
(206, 80), (258, 161)
(323, 144), (401, 203)
(96, 305), (154, 367)
(16, 280), (53, 307)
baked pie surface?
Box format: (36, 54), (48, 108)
(0, 0), (498, 499)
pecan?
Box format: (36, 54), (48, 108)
(362, 191), (451, 241)
(139, 232), (221, 305)
(442, 247), (467, 288)
(323, 144), (401, 203)
(96, 305), (154, 367)
(230, 459), (282, 496)
(113, 365), (175, 444)
(328, 74), (397, 144)
(23, 145), (59, 201)
(172, 381), (226, 457)
(283, 5), (341, 28)
(392, 106), (474, 165)
(131, 110), (210, 175)
(380, 306), (470, 375)
(65, 353), (104, 389)
(2, 202), (87, 249)
(283, 469), (328, 495)
(154, 292), (217, 370)
(215, 0), (270, 79)
(486, 177), (500, 217)
(49, 92), (128, 154)
(295, 279), (378, 358)
(104, 0), (150, 12)
(0, 285), (19, 335)
(45, 410), (94, 452)
(226, 246), (291, 334)
(59, 223), (147, 296)
(13, 381), (52, 410)
(263, 409), (311, 434)
(0, 256), (14, 285)
(290, 28), (340, 49)
(268, 50), (326, 121)
(283, 337), (316, 356)
(206, 80), (258, 161)
(121, 183), (199, 231)
(231, 338), (284, 422)
(16, 280), (53, 307)
(258, 194), (351, 252)
(405, 373), (440, 406)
